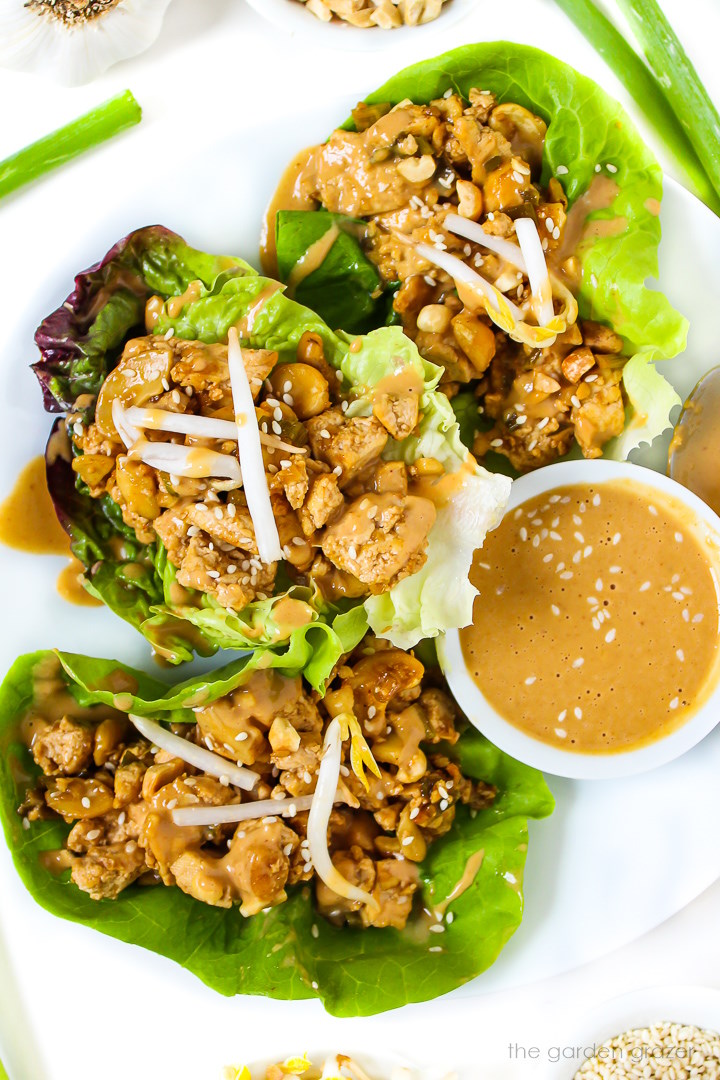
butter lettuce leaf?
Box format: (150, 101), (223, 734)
(275, 209), (391, 334)
(0, 650), (553, 1016)
(338, 327), (510, 647)
(276, 43), (687, 457)
(36, 230), (507, 670)
(155, 288), (509, 651)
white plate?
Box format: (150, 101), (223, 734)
(0, 102), (720, 1080)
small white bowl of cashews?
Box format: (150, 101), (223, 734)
(244, 0), (478, 50)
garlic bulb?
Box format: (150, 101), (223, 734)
(0, 0), (173, 85)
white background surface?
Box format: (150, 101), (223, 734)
(1, 1), (720, 1078)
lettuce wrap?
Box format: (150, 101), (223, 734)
(35, 227), (509, 681)
(273, 43), (688, 464)
(0, 648), (553, 1016)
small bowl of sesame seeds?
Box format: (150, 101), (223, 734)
(551, 984), (720, 1080)
(439, 458), (720, 779)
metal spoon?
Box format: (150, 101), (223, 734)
(668, 365), (720, 516)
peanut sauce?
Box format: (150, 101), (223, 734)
(260, 146), (320, 279)
(668, 368), (720, 517)
(461, 480), (720, 753)
(0, 456), (101, 607)
(286, 224), (341, 295)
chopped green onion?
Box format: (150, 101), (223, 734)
(551, 0), (720, 214)
(615, 0), (720, 207)
(0, 90), (141, 201)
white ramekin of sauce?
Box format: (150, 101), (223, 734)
(440, 460), (720, 779)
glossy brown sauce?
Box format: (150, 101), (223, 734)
(166, 279), (203, 319)
(287, 223), (340, 294)
(557, 176), (620, 262)
(270, 595), (314, 635)
(0, 456), (101, 607)
(260, 146), (320, 278)
(39, 849), (74, 876)
(461, 480), (720, 754)
(56, 557), (102, 607)
(0, 456), (69, 555)
(669, 369), (720, 516)
(432, 849), (485, 916)
(235, 282), (284, 338)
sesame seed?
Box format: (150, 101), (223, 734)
(574, 707), (583, 719)
(675, 531), (684, 543)
(571, 395), (581, 409)
(272, 421), (282, 436)
(669, 696), (679, 710)
(555, 728), (567, 739)
(519, 526), (528, 541)
(525, 675), (536, 685)
(429, 923), (445, 933)
(162, 377), (170, 391)
(556, 165), (568, 175)
(612, 532), (621, 545)
(86, 829), (101, 841)
(605, 628), (616, 643)
(367, 705), (377, 719)
(552, 227), (561, 240)
(693, 613), (705, 623)
(559, 571), (573, 580)
(81, 797), (91, 808)
(574, 531), (585, 543)
(595, 579), (603, 591)
(402, 836), (414, 847)
(550, 531), (562, 541)
(682, 609), (690, 622)
(551, 604), (560, 616)
(490, 438), (503, 448)
(167, 798), (178, 810)
(409, 807), (419, 820)
(311, 923), (319, 938)
(606, 163), (618, 173)
(584, 545), (593, 558)
(572, 658), (584, 669)
(543, 553), (553, 563)
(207, 569), (220, 579)
(677, 649), (685, 662)
(439, 799), (449, 811)
(558, 709), (567, 722)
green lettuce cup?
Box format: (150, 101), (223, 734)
(35, 227), (509, 683)
(273, 42), (688, 467)
(0, 647), (553, 1016)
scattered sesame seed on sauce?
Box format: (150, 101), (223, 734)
(461, 481), (720, 754)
